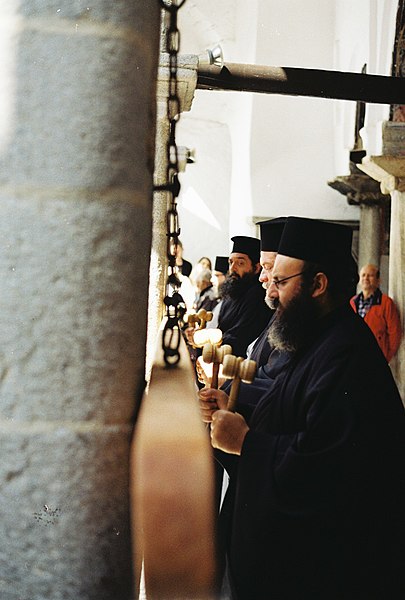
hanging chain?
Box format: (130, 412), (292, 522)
(156, 0), (187, 366)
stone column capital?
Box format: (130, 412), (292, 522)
(358, 121), (405, 194)
(328, 173), (390, 205)
(157, 53), (198, 114)
(358, 156), (405, 194)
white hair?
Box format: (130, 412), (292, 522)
(194, 268), (212, 284)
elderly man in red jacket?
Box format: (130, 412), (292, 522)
(350, 263), (402, 362)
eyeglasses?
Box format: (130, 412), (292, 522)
(271, 270), (307, 290)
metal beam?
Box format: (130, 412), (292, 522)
(197, 63), (405, 105)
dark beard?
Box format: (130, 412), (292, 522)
(221, 271), (257, 300)
(217, 281), (225, 299)
(267, 287), (321, 353)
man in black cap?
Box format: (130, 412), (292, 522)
(206, 256), (229, 330)
(217, 236), (270, 357)
(212, 255), (228, 296)
(200, 216), (405, 600)
(247, 217), (286, 367)
(221, 218), (290, 406)
(216, 219), (288, 516)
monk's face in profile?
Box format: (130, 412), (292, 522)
(259, 251), (277, 291)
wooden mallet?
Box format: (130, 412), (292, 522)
(202, 342), (232, 389)
(187, 308), (213, 331)
(192, 327), (222, 349)
(222, 354), (257, 412)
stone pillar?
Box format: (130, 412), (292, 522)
(358, 203), (382, 269)
(146, 53), (197, 376)
(0, 2), (160, 599)
(359, 122), (405, 402)
(389, 188), (405, 399)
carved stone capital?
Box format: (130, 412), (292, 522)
(328, 174), (390, 205)
(346, 190), (390, 205)
(358, 155), (405, 193)
(357, 121), (405, 194)
(157, 53), (198, 115)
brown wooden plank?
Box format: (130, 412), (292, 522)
(130, 323), (216, 599)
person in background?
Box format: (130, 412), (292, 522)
(192, 268), (219, 313)
(170, 239), (193, 276)
(246, 217), (286, 367)
(215, 220), (286, 516)
(169, 240), (194, 312)
(185, 262), (218, 384)
(207, 256), (229, 330)
(198, 256), (212, 271)
(190, 256), (213, 287)
(350, 263), (402, 362)
(218, 236), (270, 357)
(221, 217), (289, 410)
(212, 256), (228, 297)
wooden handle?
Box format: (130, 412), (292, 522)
(222, 355), (257, 411)
(211, 362), (220, 389)
(227, 376), (241, 412)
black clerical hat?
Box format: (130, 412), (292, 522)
(278, 216), (353, 264)
(257, 217), (286, 252)
(230, 236), (260, 264)
(214, 256), (229, 274)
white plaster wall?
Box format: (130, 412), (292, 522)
(251, 0), (359, 221)
(175, 0), (397, 265)
(177, 114), (233, 260)
(333, 0), (397, 167)
(177, 0), (260, 261)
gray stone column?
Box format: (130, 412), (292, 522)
(146, 53), (197, 376)
(0, 2), (160, 599)
(389, 187), (405, 400)
(359, 122), (405, 402)
(358, 203), (382, 269)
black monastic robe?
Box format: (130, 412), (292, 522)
(218, 278), (270, 358)
(217, 305), (405, 600)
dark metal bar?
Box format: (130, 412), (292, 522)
(197, 63), (405, 105)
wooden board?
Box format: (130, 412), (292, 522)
(130, 324), (216, 599)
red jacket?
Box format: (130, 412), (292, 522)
(350, 290), (402, 362)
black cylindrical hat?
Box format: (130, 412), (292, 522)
(214, 256), (229, 274)
(230, 236), (260, 264)
(277, 216), (353, 264)
(257, 217), (286, 252)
